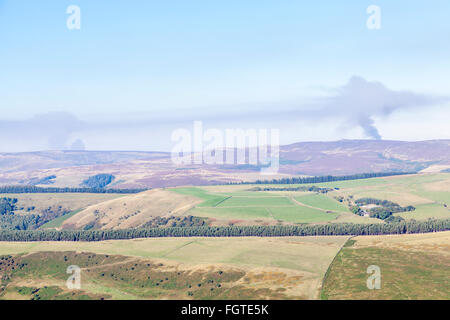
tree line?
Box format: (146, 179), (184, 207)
(233, 172), (415, 185)
(248, 186), (333, 193)
(355, 197), (414, 210)
(352, 197), (416, 220)
(0, 197), (41, 230)
(0, 218), (448, 241)
(0, 186), (148, 194)
(0, 197), (70, 230)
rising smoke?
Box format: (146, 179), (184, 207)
(317, 76), (444, 139)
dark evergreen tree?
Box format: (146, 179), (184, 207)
(0, 218), (447, 241)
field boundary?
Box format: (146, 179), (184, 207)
(291, 196), (333, 213)
(319, 236), (355, 300)
(39, 209), (84, 229)
(211, 196), (232, 207)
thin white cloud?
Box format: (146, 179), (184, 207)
(0, 77), (447, 151)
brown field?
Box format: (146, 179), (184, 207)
(351, 230), (450, 255)
(61, 189), (203, 230)
(0, 193), (126, 215)
(0, 236), (349, 300)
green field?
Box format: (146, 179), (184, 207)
(191, 207), (273, 220)
(321, 232), (450, 300)
(190, 206), (338, 223)
(40, 209), (84, 229)
(227, 174), (446, 223)
(0, 173), (449, 300)
(395, 203), (450, 220)
(4, 173), (446, 230)
(171, 187), (229, 207)
(3, 173), (448, 230)
(322, 246), (450, 299)
(267, 207), (339, 223)
(3, 231), (448, 300)
(168, 174), (447, 225)
(217, 196), (294, 207)
(294, 194), (350, 212)
(174, 188), (341, 224)
(322, 173), (450, 220)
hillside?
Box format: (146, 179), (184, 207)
(0, 140), (449, 188)
(0, 236), (349, 300)
(61, 189), (202, 230)
(322, 231), (450, 299)
(46, 172), (449, 230)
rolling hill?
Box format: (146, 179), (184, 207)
(61, 189), (202, 230)
(0, 140), (449, 188)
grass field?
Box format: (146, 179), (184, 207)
(60, 189), (202, 230)
(173, 173), (450, 224)
(395, 203), (450, 220)
(171, 187), (349, 225)
(190, 206), (338, 224)
(185, 173), (449, 224)
(1, 231), (448, 300)
(294, 194), (350, 213)
(1, 173), (446, 230)
(321, 231), (450, 300)
(217, 196), (294, 207)
(0, 236), (349, 300)
(171, 187), (229, 207)
(39, 209), (84, 229)
(0, 173), (448, 300)
(273, 173), (450, 221)
(0, 193), (125, 215)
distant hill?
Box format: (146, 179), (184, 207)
(0, 140), (449, 188)
(0, 150), (169, 172)
(278, 139), (450, 176)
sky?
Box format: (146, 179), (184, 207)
(0, 0), (449, 152)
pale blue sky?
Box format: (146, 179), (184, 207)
(0, 1), (449, 151)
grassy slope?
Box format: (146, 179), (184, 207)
(0, 193), (125, 215)
(171, 187), (229, 207)
(186, 174), (449, 223)
(267, 207), (338, 223)
(217, 196), (294, 207)
(294, 194), (350, 212)
(8, 173), (447, 230)
(173, 187), (340, 224)
(321, 231), (450, 300)
(0, 236), (349, 300)
(316, 173), (450, 220)
(40, 209), (83, 229)
(60, 189), (202, 230)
